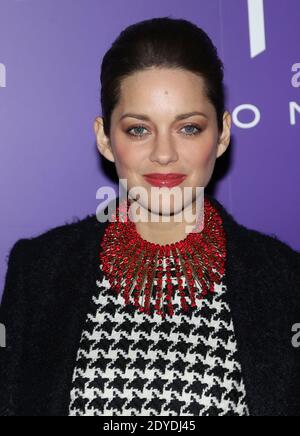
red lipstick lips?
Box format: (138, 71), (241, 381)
(143, 173), (187, 188)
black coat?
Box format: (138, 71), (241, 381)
(1, 194), (300, 416)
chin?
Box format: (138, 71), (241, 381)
(131, 194), (193, 219)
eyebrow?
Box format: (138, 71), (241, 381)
(119, 111), (208, 122)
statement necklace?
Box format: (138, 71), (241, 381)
(99, 196), (226, 319)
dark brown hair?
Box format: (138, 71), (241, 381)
(100, 17), (225, 137)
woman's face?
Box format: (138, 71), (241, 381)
(94, 67), (231, 216)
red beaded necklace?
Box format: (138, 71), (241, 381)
(99, 196), (227, 319)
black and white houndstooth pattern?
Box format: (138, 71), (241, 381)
(69, 262), (250, 416)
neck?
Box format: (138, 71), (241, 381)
(130, 199), (203, 245)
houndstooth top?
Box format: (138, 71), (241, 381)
(68, 260), (250, 416)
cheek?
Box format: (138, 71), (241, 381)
(187, 142), (216, 171)
(113, 143), (142, 176)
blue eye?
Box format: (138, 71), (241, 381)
(181, 124), (202, 136)
(126, 123), (202, 138)
(126, 126), (148, 137)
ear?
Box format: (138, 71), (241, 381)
(216, 111), (232, 158)
(93, 116), (115, 163)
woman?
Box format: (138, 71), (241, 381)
(0, 17), (299, 417)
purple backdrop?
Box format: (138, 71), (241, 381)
(1, 0), (299, 298)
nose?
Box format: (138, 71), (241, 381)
(149, 134), (179, 165)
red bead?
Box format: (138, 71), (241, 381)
(99, 196), (226, 320)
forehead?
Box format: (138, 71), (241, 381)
(118, 68), (210, 106)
